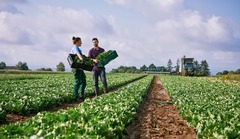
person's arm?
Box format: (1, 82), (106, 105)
(75, 46), (84, 61)
(88, 49), (91, 58)
(93, 48), (104, 63)
(76, 53), (83, 61)
(88, 49), (98, 63)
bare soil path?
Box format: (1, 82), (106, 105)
(125, 76), (197, 139)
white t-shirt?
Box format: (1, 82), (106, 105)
(70, 46), (82, 55)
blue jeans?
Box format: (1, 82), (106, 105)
(92, 68), (107, 96)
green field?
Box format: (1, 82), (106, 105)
(160, 75), (240, 139)
(0, 73), (239, 138)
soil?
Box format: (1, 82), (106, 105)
(0, 98), (86, 126)
(125, 76), (197, 139)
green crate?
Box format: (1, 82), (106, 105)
(97, 50), (118, 67)
(67, 54), (93, 71)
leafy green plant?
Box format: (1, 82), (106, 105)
(0, 73), (146, 115)
(160, 75), (240, 139)
(96, 50), (118, 67)
(0, 75), (153, 138)
(0, 106), (6, 122)
(74, 55), (93, 66)
(96, 50), (113, 60)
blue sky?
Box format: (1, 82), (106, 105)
(0, 0), (239, 74)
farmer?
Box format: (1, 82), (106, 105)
(88, 38), (108, 96)
(70, 36), (86, 101)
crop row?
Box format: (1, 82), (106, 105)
(0, 73), (146, 121)
(0, 75), (153, 138)
(160, 75), (240, 139)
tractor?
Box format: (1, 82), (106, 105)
(179, 57), (196, 76)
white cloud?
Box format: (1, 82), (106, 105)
(205, 16), (230, 43)
(152, 9), (232, 50)
(105, 0), (184, 20)
(0, 12), (32, 44)
(102, 0), (240, 73)
(213, 51), (236, 63)
(0, 0), (239, 73)
(104, 0), (127, 5)
(0, 5), (115, 69)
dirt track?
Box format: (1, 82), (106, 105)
(125, 76), (197, 139)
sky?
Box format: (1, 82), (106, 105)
(0, 0), (240, 74)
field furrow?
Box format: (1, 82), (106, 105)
(0, 75), (153, 138)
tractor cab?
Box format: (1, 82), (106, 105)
(180, 57), (195, 76)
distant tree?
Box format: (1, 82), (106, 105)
(140, 65), (147, 71)
(176, 58), (180, 73)
(149, 63), (156, 71)
(16, 61), (29, 70)
(199, 60), (210, 76)
(37, 68), (53, 71)
(45, 68), (53, 71)
(128, 66), (137, 73)
(193, 60), (200, 75)
(158, 66), (166, 72)
(193, 60), (200, 69)
(110, 69), (118, 73)
(56, 62), (65, 72)
(126, 69), (132, 73)
(235, 69), (240, 74)
(134, 70), (141, 73)
(216, 72), (223, 75)
(228, 70), (235, 75)
(156, 66), (161, 71)
(117, 66), (127, 73)
(222, 70), (229, 75)
(110, 66), (139, 73)
(167, 59), (172, 71)
(0, 61), (6, 69)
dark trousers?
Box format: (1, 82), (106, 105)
(92, 68), (107, 96)
(73, 69), (86, 99)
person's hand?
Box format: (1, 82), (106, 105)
(93, 59), (98, 63)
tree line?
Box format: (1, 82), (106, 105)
(0, 61), (65, 72)
(216, 69), (240, 75)
(2, 60), (239, 76)
(110, 58), (211, 76)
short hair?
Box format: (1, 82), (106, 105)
(92, 38), (98, 42)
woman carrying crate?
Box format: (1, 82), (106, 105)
(70, 36), (86, 101)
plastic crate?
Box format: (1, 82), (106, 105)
(97, 50), (118, 67)
(67, 54), (93, 71)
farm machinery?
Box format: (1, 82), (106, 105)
(179, 57), (196, 76)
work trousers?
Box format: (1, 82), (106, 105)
(72, 68), (86, 99)
(92, 68), (107, 96)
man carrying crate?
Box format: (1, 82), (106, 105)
(88, 38), (108, 96)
